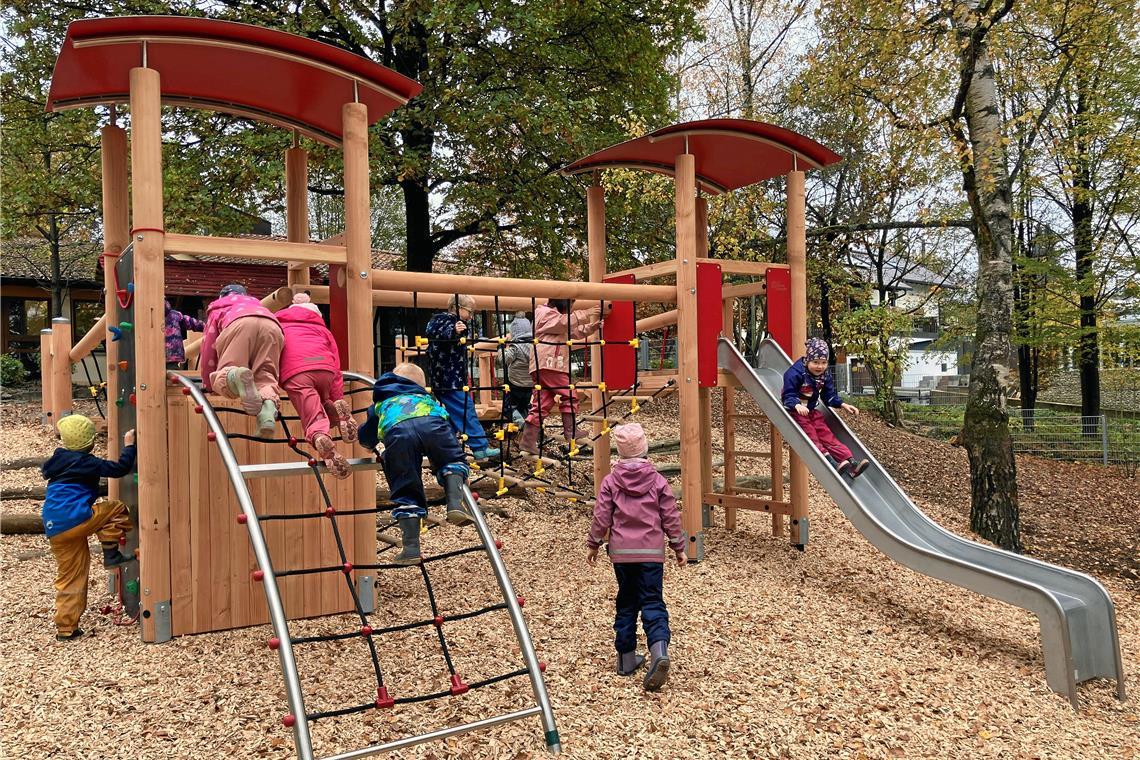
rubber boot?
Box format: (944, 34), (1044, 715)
(443, 472), (474, 526)
(616, 651), (646, 676)
(312, 433), (351, 479)
(395, 517), (422, 565)
(643, 640), (671, 691)
(227, 367), (261, 414)
(55, 629), (85, 641)
(846, 457), (870, 479)
(334, 398), (358, 443)
(518, 421), (541, 456)
(101, 543), (132, 567)
(256, 399), (278, 437)
(561, 413), (591, 455)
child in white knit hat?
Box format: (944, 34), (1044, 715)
(275, 293), (356, 478)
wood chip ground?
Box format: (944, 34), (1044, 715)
(2, 394), (1137, 759)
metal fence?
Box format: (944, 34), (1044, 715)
(1008, 413), (1113, 464)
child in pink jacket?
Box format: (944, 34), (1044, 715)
(586, 423), (686, 692)
(276, 293), (357, 479)
(517, 298), (602, 455)
(199, 283), (283, 435)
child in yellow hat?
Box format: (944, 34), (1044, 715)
(42, 415), (136, 641)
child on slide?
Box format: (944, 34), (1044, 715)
(781, 337), (869, 479)
(199, 283), (284, 436)
(276, 293), (358, 479)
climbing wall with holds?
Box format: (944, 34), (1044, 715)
(111, 244), (142, 621)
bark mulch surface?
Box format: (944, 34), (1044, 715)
(2, 395), (1137, 759)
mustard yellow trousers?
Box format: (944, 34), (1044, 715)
(48, 498), (132, 636)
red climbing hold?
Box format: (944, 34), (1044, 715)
(281, 714), (296, 728)
(433, 615), (445, 628)
(375, 686), (395, 709)
(360, 625), (373, 637)
(268, 637), (281, 650)
(236, 514), (247, 524)
(129, 393), (137, 406)
(252, 570), (264, 582)
(449, 674), (470, 696)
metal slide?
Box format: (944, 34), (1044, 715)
(170, 372), (560, 759)
(719, 338), (1125, 709)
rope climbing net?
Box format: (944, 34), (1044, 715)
(169, 372), (560, 760)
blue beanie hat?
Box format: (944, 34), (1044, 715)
(805, 337), (829, 361)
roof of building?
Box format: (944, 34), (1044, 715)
(46, 16), (422, 146)
(564, 119), (842, 195)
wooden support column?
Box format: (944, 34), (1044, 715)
(40, 329), (53, 428)
(721, 298), (738, 531)
(286, 139), (311, 287)
(342, 101), (375, 567)
(675, 153), (703, 560)
(696, 197), (713, 528)
(101, 123), (128, 498)
(787, 169), (808, 547)
(587, 177), (611, 494)
(50, 319), (72, 424)
(130, 66), (171, 641)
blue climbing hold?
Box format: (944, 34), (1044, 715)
(109, 325), (123, 342)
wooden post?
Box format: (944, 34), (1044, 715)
(50, 318), (73, 424)
(130, 66), (171, 641)
(787, 169), (808, 547)
(342, 101), (376, 568)
(721, 298), (737, 531)
(101, 123), (128, 497)
(696, 197), (713, 528)
(286, 139), (310, 287)
(675, 153), (703, 560)
(587, 177), (611, 494)
(40, 329), (54, 428)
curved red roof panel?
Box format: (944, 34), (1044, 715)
(563, 119), (842, 194)
(47, 16), (422, 146)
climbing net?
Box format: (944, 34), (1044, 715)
(387, 293), (675, 508)
(172, 373), (558, 758)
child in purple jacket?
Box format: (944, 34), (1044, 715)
(586, 423), (686, 691)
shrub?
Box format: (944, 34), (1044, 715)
(0, 353), (27, 388)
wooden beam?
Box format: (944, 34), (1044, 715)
(722, 281), (767, 299)
(40, 329), (53, 428)
(101, 123), (128, 494)
(606, 259), (678, 281)
(675, 152), (702, 560)
(587, 179), (611, 496)
(787, 169), (808, 545)
(285, 144), (310, 286)
(69, 314), (107, 363)
(696, 196), (713, 525)
(370, 268), (677, 304)
(704, 492), (791, 515)
(164, 233), (346, 266)
(714, 261), (784, 276)
(131, 65), (171, 642)
(722, 298), (737, 531)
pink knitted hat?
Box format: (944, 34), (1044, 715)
(612, 423), (648, 459)
(292, 292), (322, 315)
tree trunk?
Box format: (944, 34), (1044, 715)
(953, 8), (1021, 553)
(1072, 79), (1100, 435)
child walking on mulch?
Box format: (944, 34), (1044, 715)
(276, 293), (357, 479)
(781, 337), (869, 478)
(358, 363), (473, 566)
(199, 283), (284, 436)
(41, 415), (136, 641)
(586, 423), (686, 692)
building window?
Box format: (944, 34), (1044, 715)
(72, 300), (103, 339)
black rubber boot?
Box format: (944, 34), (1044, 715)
(395, 517), (422, 565)
(443, 472), (474, 526)
(102, 544), (132, 567)
(643, 640), (671, 691)
(616, 651), (646, 676)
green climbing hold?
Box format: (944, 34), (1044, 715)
(125, 579), (140, 595)
(119, 321), (132, 331)
(116, 398), (125, 407)
(133, 473), (139, 483)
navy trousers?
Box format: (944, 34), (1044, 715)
(437, 389), (490, 452)
(612, 562), (670, 654)
(381, 416), (468, 519)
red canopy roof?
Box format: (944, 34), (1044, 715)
(47, 16), (422, 146)
(563, 119), (841, 195)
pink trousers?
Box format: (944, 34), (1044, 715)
(525, 369), (578, 426)
(792, 408), (852, 461)
(283, 370), (341, 441)
(208, 316), (283, 402)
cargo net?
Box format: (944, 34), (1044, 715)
(178, 374), (555, 754)
(386, 293), (676, 509)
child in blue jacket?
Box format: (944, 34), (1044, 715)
(781, 338), (869, 479)
(359, 363), (472, 565)
(41, 415), (136, 640)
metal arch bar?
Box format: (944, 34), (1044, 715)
(318, 707), (543, 760)
(460, 484), (561, 753)
(169, 373), (316, 760)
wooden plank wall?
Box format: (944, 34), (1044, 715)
(166, 387), (370, 636)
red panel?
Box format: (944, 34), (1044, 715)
(766, 267), (792, 357)
(47, 17), (422, 146)
(327, 264), (349, 371)
(564, 118), (842, 194)
(601, 274), (637, 391)
(696, 262), (722, 387)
